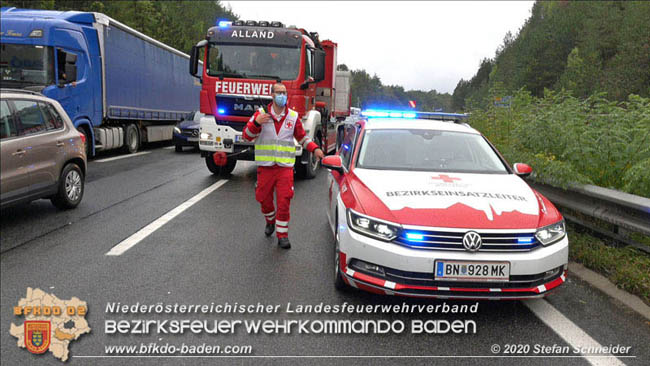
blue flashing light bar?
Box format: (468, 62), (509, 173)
(218, 20), (232, 28)
(217, 108), (225, 114)
(405, 232), (424, 241)
(361, 109), (468, 121)
(517, 236), (535, 244)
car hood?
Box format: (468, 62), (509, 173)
(352, 168), (540, 229)
(179, 120), (200, 129)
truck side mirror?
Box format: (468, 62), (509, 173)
(65, 64), (77, 83)
(313, 49), (326, 82)
(190, 46), (199, 77)
(190, 40), (207, 78)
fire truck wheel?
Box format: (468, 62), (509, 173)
(296, 135), (320, 179)
(205, 154), (236, 176)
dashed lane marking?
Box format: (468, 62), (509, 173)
(95, 151), (151, 162)
(105, 179), (228, 256)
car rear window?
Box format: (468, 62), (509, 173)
(0, 100), (17, 139)
(13, 99), (49, 136)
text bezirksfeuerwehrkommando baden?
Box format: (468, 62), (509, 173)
(105, 302), (479, 315)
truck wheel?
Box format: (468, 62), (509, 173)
(334, 213), (348, 291)
(296, 135), (321, 179)
(51, 163), (84, 210)
(76, 126), (91, 158)
(124, 124), (140, 154)
(205, 153), (236, 176)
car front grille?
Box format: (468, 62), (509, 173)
(181, 129), (198, 137)
(393, 229), (540, 252)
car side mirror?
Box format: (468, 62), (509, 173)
(513, 163), (532, 178)
(322, 155), (344, 174)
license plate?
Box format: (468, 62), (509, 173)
(187, 137), (198, 142)
(435, 260), (509, 282)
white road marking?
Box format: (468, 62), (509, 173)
(524, 299), (626, 366)
(105, 180), (228, 256)
(163, 146), (175, 150)
(95, 151), (150, 162)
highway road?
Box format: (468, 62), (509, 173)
(1, 145), (648, 365)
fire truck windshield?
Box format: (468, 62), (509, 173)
(206, 43), (300, 81)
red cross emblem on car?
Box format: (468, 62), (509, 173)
(431, 174), (461, 183)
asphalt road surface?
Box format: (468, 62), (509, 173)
(1, 145), (648, 365)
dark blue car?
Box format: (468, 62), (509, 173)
(172, 111), (203, 152)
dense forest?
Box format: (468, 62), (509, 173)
(337, 64), (453, 112)
(2, 0), (238, 54)
(453, 1), (650, 110)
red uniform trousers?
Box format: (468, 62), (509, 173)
(255, 165), (294, 238)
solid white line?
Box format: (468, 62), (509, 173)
(163, 146), (175, 150)
(75, 356), (635, 358)
(95, 151), (150, 162)
(105, 180), (228, 256)
(523, 299), (626, 366)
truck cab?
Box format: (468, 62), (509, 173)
(190, 20), (346, 178)
(0, 8), (101, 156)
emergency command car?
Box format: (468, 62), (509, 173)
(322, 111), (568, 299)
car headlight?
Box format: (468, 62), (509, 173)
(347, 209), (400, 241)
(535, 220), (566, 246)
(200, 132), (212, 140)
(173, 127), (181, 134)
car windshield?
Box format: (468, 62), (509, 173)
(0, 43), (55, 87)
(356, 129), (509, 174)
(206, 43), (301, 80)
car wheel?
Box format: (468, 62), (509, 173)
(175, 145), (183, 152)
(334, 212), (348, 291)
(205, 153), (236, 176)
(124, 124), (140, 153)
(51, 163), (84, 210)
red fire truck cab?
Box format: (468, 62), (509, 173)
(189, 20), (348, 178)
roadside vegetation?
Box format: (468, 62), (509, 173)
(568, 224), (650, 304)
(453, 1), (650, 301)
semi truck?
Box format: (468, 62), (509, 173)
(189, 20), (350, 178)
(0, 7), (200, 156)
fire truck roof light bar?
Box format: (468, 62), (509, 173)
(218, 20), (232, 28)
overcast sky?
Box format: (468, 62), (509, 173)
(223, 1), (534, 94)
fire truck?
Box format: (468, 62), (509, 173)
(189, 20), (350, 178)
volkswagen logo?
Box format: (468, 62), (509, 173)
(462, 231), (482, 252)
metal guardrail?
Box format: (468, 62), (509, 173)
(530, 182), (650, 254)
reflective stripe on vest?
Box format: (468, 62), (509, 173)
(254, 109), (299, 167)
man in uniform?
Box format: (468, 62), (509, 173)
(242, 83), (324, 249)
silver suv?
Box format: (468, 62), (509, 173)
(1, 89), (87, 209)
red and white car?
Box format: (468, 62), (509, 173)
(322, 112), (568, 300)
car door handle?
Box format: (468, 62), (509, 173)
(12, 150), (25, 156)
(56, 141), (65, 147)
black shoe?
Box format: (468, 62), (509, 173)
(278, 237), (291, 249)
(265, 223), (275, 237)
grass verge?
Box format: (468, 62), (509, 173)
(568, 224), (650, 305)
